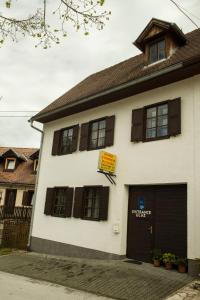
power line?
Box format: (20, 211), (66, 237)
(0, 116), (33, 117)
(169, 0), (199, 29)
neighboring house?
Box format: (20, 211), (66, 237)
(30, 18), (200, 275)
(0, 147), (39, 218)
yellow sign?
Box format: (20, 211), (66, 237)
(98, 151), (117, 174)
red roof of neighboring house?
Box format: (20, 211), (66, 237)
(0, 147), (39, 186)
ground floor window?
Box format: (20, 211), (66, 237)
(83, 187), (100, 220)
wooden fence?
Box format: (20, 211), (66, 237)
(1, 219), (30, 250)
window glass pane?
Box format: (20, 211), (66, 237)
(149, 43), (157, 63)
(147, 107), (156, 118)
(158, 104), (168, 116)
(158, 115), (168, 126)
(7, 160), (15, 169)
(158, 40), (166, 60)
(146, 128), (156, 139)
(157, 126), (168, 137)
(99, 120), (106, 130)
(91, 131), (98, 140)
(92, 122), (98, 131)
(98, 137), (105, 147)
(146, 118), (156, 129)
(98, 129), (106, 138)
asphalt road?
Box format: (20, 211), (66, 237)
(0, 271), (111, 300)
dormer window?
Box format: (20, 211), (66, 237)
(5, 158), (16, 170)
(149, 39), (166, 64)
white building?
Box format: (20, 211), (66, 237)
(30, 19), (200, 275)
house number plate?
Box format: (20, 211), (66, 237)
(132, 210), (152, 218)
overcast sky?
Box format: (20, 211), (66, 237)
(0, 0), (199, 148)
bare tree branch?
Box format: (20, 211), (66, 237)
(0, 0), (110, 48)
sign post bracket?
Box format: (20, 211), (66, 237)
(97, 170), (116, 185)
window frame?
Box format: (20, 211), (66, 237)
(144, 100), (170, 142)
(51, 187), (68, 218)
(88, 117), (107, 151)
(148, 38), (166, 64)
(59, 126), (75, 155)
(4, 157), (16, 171)
(82, 186), (101, 221)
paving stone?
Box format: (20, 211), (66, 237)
(0, 252), (194, 300)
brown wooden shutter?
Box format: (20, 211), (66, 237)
(52, 130), (61, 155)
(99, 186), (109, 221)
(22, 191), (29, 206)
(79, 123), (89, 151)
(73, 187), (84, 218)
(44, 188), (54, 215)
(71, 125), (79, 153)
(63, 187), (74, 218)
(168, 98), (181, 136)
(131, 108), (144, 142)
(105, 116), (115, 147)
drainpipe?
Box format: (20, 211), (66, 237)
(27, 120), (43, 250)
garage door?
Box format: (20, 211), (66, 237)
(127, 185), (187, 262)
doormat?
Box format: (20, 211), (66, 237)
(123, 259), (142, 265)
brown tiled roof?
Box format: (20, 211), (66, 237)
(0, 147), (38, 186)
(34, 28), (200, 121)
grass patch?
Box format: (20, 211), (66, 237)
(0, 248), (13, 255)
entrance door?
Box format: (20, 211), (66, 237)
(127, 185), (187, 262)
(127, 186), (154, 262)
(4, 189), (17, 214)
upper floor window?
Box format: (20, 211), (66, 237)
(146, 103), (168, 139)
(79, 116), (115, 151)
(52, 125), (79, 156)
(131, 98), (181, 143)
(149, 39), (166, 64)
(5, 158), (16, 170)
(89, 119), (106, 150)
(60, 127), (74, 155)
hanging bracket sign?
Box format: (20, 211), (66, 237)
(97, 151), (117, 184)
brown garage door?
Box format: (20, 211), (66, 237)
(127, 185), (187, 262)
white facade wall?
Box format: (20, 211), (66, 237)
(32, 75), (200, 260)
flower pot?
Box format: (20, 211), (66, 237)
(153, 259), (160, 267)
(178, 264), (187, 273)
(165, 262), (173, 270)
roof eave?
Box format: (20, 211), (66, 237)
(32, 54), (200, 124)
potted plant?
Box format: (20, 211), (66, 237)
(162, 253), (176, 270)
(151, 249), (162, 267)
(177, 257), (188, 273)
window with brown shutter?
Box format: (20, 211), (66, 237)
(52, 125), (79, 156)
(131, 98), (181, 143)
(168, 98), (181, 136)
(79, 123), (89, 151)
(44, 187), (74, 218)
(105, 116), (115, 147)
(44, 188), (54, 215)
(131, 108), (144, 142)
(52, 130), (61, 155)
(73, 187), (84, 218)
(80, 116), (115, 151)
(73, 186), (109, 221)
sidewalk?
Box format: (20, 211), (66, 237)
(0, 251), (195, 300)
(0, 271), (111, 300)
